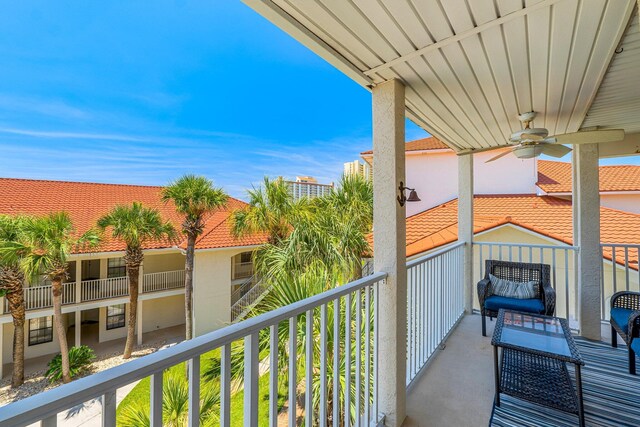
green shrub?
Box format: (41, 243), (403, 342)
(45, 345), (96, 383)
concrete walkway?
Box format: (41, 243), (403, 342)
(3, 325), (185, 427)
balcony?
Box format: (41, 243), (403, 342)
(1, 270), (185, 315)
(0, 242), (640, 426)
(1, 241), (638, 426)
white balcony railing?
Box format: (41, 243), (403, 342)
(232, 261), (254, 280)
(474, 242), (640, 323)
(4, 282), (76, 313)
(0, 272), (386, 427)
(142, 269), (185, 293)
(1, 270), (186, 314)
(406, 242), (465, 386)
(81, 277), (129, 302)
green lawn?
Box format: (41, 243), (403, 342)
(116, 348), (286, 426)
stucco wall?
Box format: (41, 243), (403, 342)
(404, 151), (537, 217)
(142, 295), (185, 333)
(600, 193), (640, 214)
(98, 305), (129, 343)
(2, 313), (69, 363)
(143, 252), (186, 274)
(193, 248), (249, 336)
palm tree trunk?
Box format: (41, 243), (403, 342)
(11, 316), (25, 387)
(3, 268), (26, 388)
(184, 233), (196, 340)
(52, 278), (71, 383)
(123, 262), (140, 359)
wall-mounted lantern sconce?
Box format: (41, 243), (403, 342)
(397, 181), (421, 207)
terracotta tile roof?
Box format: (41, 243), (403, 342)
(361, 137), (451, 155)
(398, 195), (640, 269)
(0, 178), (266, 254)
(537, 160), (640, 193)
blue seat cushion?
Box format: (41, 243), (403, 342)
(611, 307), (635, 334)
(484, 295), (545, 314)
(630, 338), (640, 355)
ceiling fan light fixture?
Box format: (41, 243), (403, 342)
(512, 145), (544, 159)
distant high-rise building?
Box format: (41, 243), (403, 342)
(344, 160), (372, 180)
(283, 176), (333, 200)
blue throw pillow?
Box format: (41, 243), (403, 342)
(489, 274), (539, 299)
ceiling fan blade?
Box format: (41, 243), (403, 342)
(540, 144), (572, 158)
(553, 129), (625, 144)
(485, 149), (513, 163)
(521, 133), (544, 141)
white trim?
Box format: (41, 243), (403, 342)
(194, 244), (262, 254)
(539, 190), (640, 196)
(69, 247), (182, 260)
(475, 223), (574, 247)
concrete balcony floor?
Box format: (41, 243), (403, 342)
(404, 314), (616, 427)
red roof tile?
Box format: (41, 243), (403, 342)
(537, 160), (640, 193)
(0, 178), (266, 253)
(361, 137), (451, 155)
(400, 195), (640, 269)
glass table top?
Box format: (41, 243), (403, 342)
(492, 310), (581, 362)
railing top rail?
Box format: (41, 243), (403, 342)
(143, 269), (185, 276)
(601, 243), (640, 249)
(474, 241), (579, 250)
(406, 241), (465, 269)
(0, 271), (387, 426)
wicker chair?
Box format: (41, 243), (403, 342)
(477, 260), (555, 336)
(610, 291), (640, 374)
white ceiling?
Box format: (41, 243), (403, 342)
(243, 0), (638, 152)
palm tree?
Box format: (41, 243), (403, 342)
(0, 215), (29, 387)
(231, 177), (306, 245)
(98, 202), (175, 359)
(161, 175), (228, 340)
(18, 212), (100, 383)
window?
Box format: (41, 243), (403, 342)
(106, 304), (126, 330)
(107, 258), (126, 278)
(29, 316), (53, 346)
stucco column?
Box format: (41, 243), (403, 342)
(75, 310), (81, 347)
(372, 78), (406, 427)
(458, 154), (474, 313)
(572, 143), (601, 340)
(137, 262), (144, 345)
(75, 260), (82, 304)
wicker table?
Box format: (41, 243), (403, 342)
(491, 309), (585, 427)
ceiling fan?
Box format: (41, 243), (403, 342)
(485, 111), (625, 163)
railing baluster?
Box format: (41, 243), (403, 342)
(333, 297), (340, 427)
(102, 390), (116, 427)
(188, 356), (200, 427)
(289, 316), (297, 427)
(41, 414), (57, 427)
(344, 292), (351, 427)
(319, 304), (328, 426)
(220, 344), (231, 427)
(244, 332), (259, 427)
(355, 290), (362, 422)
(150, 371), (163, 427)
(305, 310), (313, 427)
(364, 286), (371, 424)
(269, 324), (278, 427)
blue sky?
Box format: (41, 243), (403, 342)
(0, 2), (634, 199)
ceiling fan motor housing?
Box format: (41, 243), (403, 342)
(510, 127), (549, 142)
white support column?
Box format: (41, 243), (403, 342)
(137, 262), (144, 346)
(137, 299), (143, 346)
(372, 78), (406, 427)
(572, 143), (602, 340)
(75, 260), (82, 304)
(458, 153), (474, 313)
(74, 310), (81, 347)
